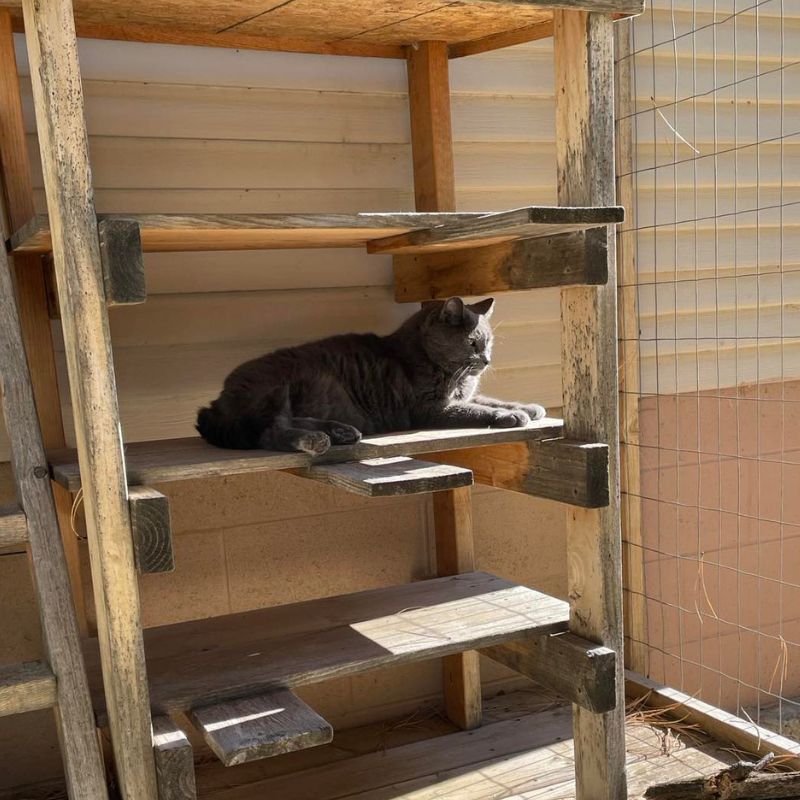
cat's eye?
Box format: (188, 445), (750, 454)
(471, 340), (480, 352)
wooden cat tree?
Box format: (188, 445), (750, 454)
(0, 0), (641, 798)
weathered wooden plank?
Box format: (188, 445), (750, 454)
(0, 504), (27, 547)
(0, 661), (56, 717)
(295, 456), (473, 497)
(152, 715), (197, 800)
(0, 245), (107, 797)
(49, 419), (565, 491)
(428, 437), (609, 507)
(21, 0), (158, 796)
(626, 672), (800, 769)
(481, 633), (616, 713)
(190, 689), (333, 767)
(83, 572), (569, 715)
(98, 217), (146, 306)
(367, 206), (623, 255)
(554, 8), (627, 799)
(393, 227), (608, 303)
(11, 212), (481, 254)
(432, 487), (482, 731)
(129, 487), (174, 574)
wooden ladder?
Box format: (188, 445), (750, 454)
(1, 0), (629, 798)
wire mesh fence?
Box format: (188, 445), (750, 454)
(616, 0), (800, 737)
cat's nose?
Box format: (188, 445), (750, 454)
(480, 355), (489, 366)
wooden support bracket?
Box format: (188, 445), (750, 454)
(481, 633), (616, 714)
(0, 504), (27, 547)
(393, 227), (609, 302)
(0, 660), (56, 717)
(128, 487), (174, 574)
(98, 217), (146, 306)
(428, 437), (609, 508)
(152, 715), (197, 800)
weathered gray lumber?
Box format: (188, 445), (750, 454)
(295, 456), (472, 497)
(98, 217), (146, 305)
(83, 572), (569, 714)
(190, 689), (333, 766)
(554, 9), (626, 800)
(21, 0), (158, 796)
(0, 244), (108, 797)
(464, 0), (644, 14)
(481, 633), (616, 713)
(49, 418), (565, 491)
(129, 487), (174, 574)
(0, 504), (27, 547)
(0, 661), (56, 717)
(152, 716), (197, 800)
(393, 227), (609, 302)
(367, 206), (623, 255)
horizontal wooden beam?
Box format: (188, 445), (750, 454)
(0, 660), (56, 717)
(0, 503), (27, 547)
(427, 437), (609, 507)
(293, 456), (473, 497)
(128, 487), (174, 574)
(152, 715), (197, 800)
(461, 0), (644, 14)
(626, 671), (800, 770)
(189, 689), (333, 766)
(393, 227), (608, 302)
(481, 632), (616, 713)
(98, 218), (146, 306)
(448, 20), (553, 58)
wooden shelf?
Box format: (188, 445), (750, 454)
(49, 417), (564, 491)
(82, 571), (569, 714)
(2, 0), (644, 60)
(11, 208), (623, 255)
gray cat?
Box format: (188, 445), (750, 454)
(196, 297), (546, 455)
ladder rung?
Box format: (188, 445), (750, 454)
(0, 504), (27, 547)
(0, 660), (56, 717)
(190, 689), (333, 766)
(295, 456), (473, 497)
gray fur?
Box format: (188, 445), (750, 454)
(196, 296), (546, 454)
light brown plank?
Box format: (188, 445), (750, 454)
(0, 504), (27, 547)
(21, 0), (157, 796)
(98, 217), (146, 306)
(393, 228), (608, 303)
(190, 689), (333, 766)
(83, 572), (569, 715)
(152, 716), (197, 800)
(432, 487), (482, 731)
(481, 632), (616, 713)
(11, 212), (481, 254)
(448, 19), (554, 58)
(128, 487), (174, 574)
(367, 206), (623, 255)
(0, 244), (107, 797)
(0, 661), (56, 717)
(49, 419), (565, 491)
(295, 456), (473, 497)
(554, 9), (626, 800)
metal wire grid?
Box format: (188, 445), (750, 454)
(617, 0), (800, 733)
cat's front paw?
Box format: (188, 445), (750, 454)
(297, 431), (331, 455)
(329, 423), (362, 445)
(492, 409), (530, 428)
(521, 403), (546, 421)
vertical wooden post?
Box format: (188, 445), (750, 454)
(0, 9), (88, 634)
(407, 41), (481, 730)
(554, 10), (627, 800)
(615, 20), (647, 675)
(21, 0), (159, 797)
(0, 244), (107, 798)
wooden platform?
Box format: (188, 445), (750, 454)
(0, 0), (645, 60)
(49, 418), (564, 490)
(10, 208), (623, 255)
(82, 572), (569, 714)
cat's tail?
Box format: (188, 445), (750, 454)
(196, 402), (261, 449)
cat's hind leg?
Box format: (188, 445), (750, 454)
(259, 423), (331, 455)
(292, 417), (362, 445)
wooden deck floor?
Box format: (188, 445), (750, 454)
(194, 689), (738, 800)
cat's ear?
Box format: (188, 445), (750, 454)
(440, 297), (465, 326)
(469, 297), (495, 319)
